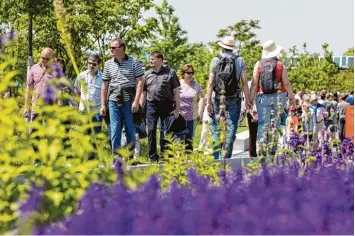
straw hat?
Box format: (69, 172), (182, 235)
(218, 36), (236, 51)
(262, 40), (283, 59)
(310, 94), (318, 101)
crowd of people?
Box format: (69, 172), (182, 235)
(23, 37), (354, 162)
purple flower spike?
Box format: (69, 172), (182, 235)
(42, 85), (57, 105)
(0, 30), (17, 45)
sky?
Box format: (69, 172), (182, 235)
(153, 0), (354, 55)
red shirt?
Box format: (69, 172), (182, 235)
(256, 61), (286, 93)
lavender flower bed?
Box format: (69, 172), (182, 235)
(23, 153), (353, 235)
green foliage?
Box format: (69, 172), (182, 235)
(148, 0), (188, 71)
(0, 0), (157, 80)
(0, 54), (118, 233)
(160, 135), (220, 188)
(343, 47), (354, 56)
(179, 43), (213, 91)
(213, 19), (262, 80)
(286, 43), (353, 92)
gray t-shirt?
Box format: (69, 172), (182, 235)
(209, 51), (246, 98)
(102, 55), (144, 102)
(337, 101), (349, 119)
(143, 67), (180, 102)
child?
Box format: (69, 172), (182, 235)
(199, 98), (213, 152)
(286, 106), (299, 137)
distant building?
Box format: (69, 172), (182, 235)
(283, 56), (354, 69)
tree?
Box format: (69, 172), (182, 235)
(179, 43), (213, 91)
(343, 47), (354, 56)
(211, 19), (262, 80)
(148, 0), (188, 71)
(287, 43), (344, 92)
(0, 0), (158, 80)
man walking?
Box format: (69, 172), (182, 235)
(143, 51), (180, 162)
(24, 48), (65, 124)
(206, 36), (251, 159)
(100, 38), (144, 155)
(24, 47), (65, 152)
(74, 54), (103, 134)
(337, 94), (349, 141)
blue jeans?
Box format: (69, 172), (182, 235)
(255, 93), (286, 141)
(186, 119), (197, 151)
(212, 97), (241, 159)
(92, 113), (103, 134)
(109, 100), (135, 154)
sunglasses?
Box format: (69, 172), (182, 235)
(41, 57), (50, 61)
(88, 62), (97, 67)
(185, 72), (194, 75)
(110, 45), (123, 50)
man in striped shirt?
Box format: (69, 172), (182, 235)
(100, 38), (144, 155)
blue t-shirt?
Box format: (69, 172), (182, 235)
(346, 96), (354, 105)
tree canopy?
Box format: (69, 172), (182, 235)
(0, 0), (352, 93)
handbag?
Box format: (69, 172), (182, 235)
(136, 122), (147, 139)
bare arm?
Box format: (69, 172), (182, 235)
(206, 73), (214, 106)
(139, 77), (146, 108)
(133, 76), (143, 105)
(249, 62), (260, 105)
(174, 87), (180, 112)
(101, 80), (109, 108)
(198, 93), (204, 117)
(140, 92), (146, 108)
(241, 71), (251, 108)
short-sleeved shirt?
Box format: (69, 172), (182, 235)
(209, 51), (246, 98)
(346, 96), (354, 105)
(286, 116), (299, 134)
(74, 70), (103, 112)
(143, 67), (180, 103)
(337, 101), (349, 119)
(102, 55), (144, 102)
(179, 80), (203, 121)
(27, 63), (65, 109)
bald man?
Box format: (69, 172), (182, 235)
(24, 47), (64, 123)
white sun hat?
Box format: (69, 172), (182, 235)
(217, 36), (236, 51)
(262, 40), (283, 59)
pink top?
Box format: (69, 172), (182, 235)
(27, 63), (63, 109)
(179, 80), (202, 121)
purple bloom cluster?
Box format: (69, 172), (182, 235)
(29, 162), (354, 235)
(0, 31), (16, 46)
(341, 138), (354, 161)
(42, 86), (57, 105)
(19, 185), (44, 214)
(287, 131), (306, 152)
(42, 63), (67, 104)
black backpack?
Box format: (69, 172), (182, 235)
(213, 55), (241, 97)
(259, 58), (279, 94)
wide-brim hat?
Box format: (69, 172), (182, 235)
(218, 36), (236, 50)
(310, 94), (318, 101)
(262, 40), (283, 59)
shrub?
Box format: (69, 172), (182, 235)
(31, 160), (353, 235)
